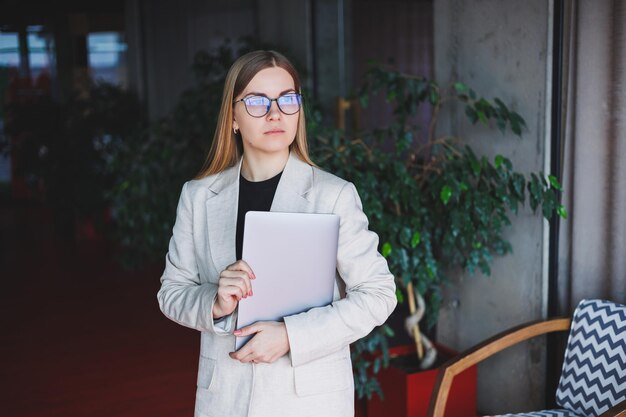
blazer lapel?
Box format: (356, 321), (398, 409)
(205, 160), (242, 272)
(270, 152), (313, 213)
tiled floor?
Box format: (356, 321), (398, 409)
(1, 203), (199, 416)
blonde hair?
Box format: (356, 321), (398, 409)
(195, 50), (315, 179)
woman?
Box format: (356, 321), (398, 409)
(157, 50), (396, 417)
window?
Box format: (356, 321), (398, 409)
(87, 32), (128, 88)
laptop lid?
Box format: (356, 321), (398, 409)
(235, 211), (340, 350)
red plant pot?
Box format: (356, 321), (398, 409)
(366, 344), (477, 417)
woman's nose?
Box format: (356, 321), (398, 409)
(267, 100), (281, 120)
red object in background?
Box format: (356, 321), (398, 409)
(367, 344), (477, 417)
(74, 206), (113, 241)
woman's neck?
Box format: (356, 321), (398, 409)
(241, 150), (289, 182)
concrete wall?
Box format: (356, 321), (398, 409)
(434, 0), (552, 413)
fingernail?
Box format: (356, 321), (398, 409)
(248, 290), (252, 297)
(234, 330), (241, 335)
(252, 273), (256, 279)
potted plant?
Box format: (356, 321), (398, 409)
(307, 63), (566, 415)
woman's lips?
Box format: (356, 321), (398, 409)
(264, 129), (284, 135)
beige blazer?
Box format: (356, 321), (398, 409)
(157, 152), (397, 417)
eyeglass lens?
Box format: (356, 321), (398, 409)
(244, 94), (301, 117)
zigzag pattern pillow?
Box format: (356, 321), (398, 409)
(494, 409), (581, 417)
(556, 299), (626, 417)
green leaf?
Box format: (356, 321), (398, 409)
(411, 231), (421, 248)
(494, 98), (509, 114)
(426, 266), (435, 279)
(398, 248), (409, 270)
(440, 185), (453, 205)
(509, 111), (526, 136)
(548, 175), (562, 190)
(454, 82), (469, 94)
(465, 106), (478, 123)
(429, 90), (438, 105)
(477, 110), (488, 126)
(382, 242), (392, 257)
(510, 111), (526, 127)
(495, 154), (504, 169)
(557, 204), (568, 219)
(471, 159), (481, 176)
(373, 358), (381, 374)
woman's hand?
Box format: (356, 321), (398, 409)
(229, 321), (290, 364)
(213, 260), (255, 318)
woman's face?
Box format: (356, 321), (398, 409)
(232, 66), (300, 158)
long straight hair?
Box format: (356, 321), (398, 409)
(195, 50), (315, 179)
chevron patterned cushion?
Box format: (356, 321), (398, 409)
(556, 299), (626, 417)
(489, 409), (582, 417)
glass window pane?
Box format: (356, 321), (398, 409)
(87, 32), (128, 88)
(0, 32), (20, 68)
(27, 27), (54, 80)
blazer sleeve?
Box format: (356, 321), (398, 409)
(283, 182), (397, 367)
(157, 181), (236, 335)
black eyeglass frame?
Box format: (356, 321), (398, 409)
(232, 93), (303, 118)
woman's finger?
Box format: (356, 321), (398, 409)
(230, 343), (255, 362)
(219, 270), (253, 293)
(220, 285), (243, 299)
(220, 269), (253, 279)
(239, 351), (258, 363)
(226, 260), (256, 279)
(219, 276), (252, 296)
(233, 322), (263, 337)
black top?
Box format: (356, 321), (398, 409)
(235, 170), (283, 260)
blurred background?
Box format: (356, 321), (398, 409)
(1, 0), (624, 416)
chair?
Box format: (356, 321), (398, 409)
(428, 299), (626, 417)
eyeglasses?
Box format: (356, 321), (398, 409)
(233, 93), (302, 118)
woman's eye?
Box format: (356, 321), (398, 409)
(247, 97), (267, 106)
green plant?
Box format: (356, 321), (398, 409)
(308, 64), (566, 400)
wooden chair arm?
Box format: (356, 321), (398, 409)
(427, 318), (572, 417)
(599, 398), (626, 417)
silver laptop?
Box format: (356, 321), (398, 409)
(235, 211), (340, 350)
